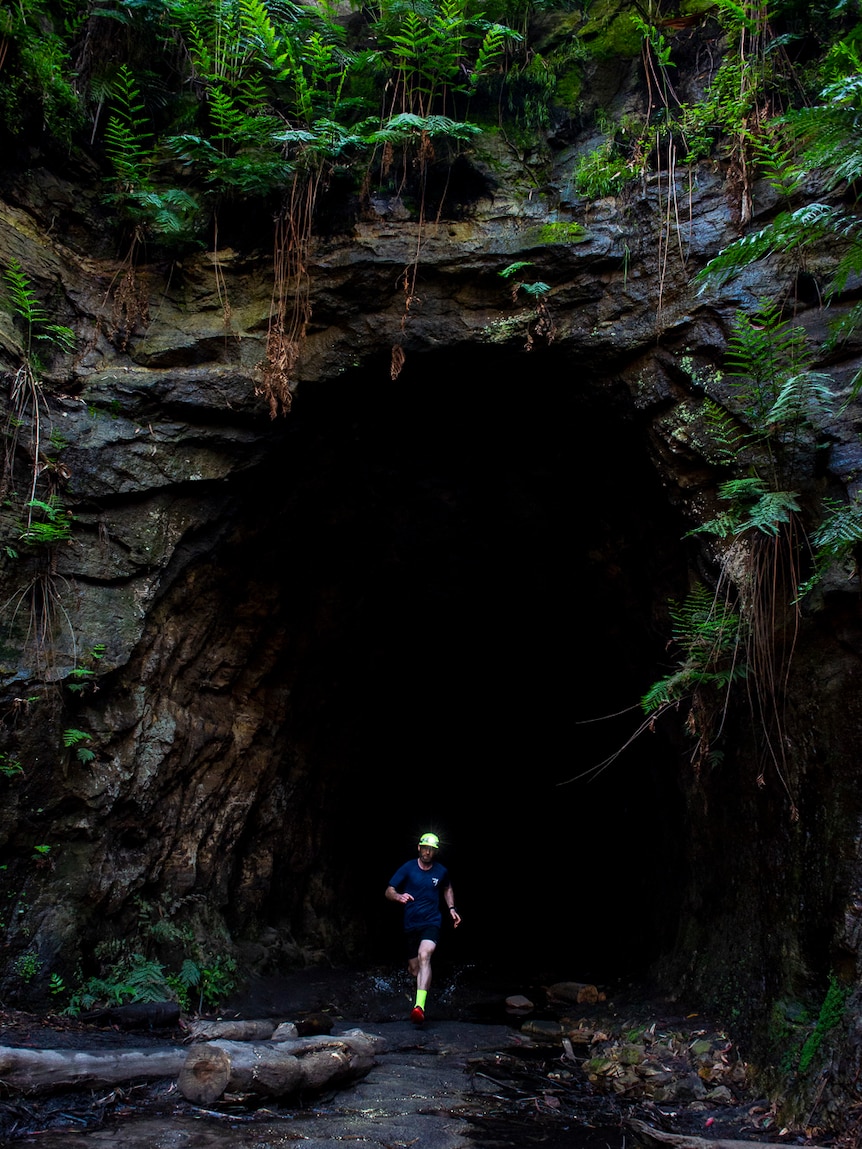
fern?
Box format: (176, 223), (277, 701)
(698, 204), (859, 289)
(179, 958), (202, 988)
(469, 24), (519, 89)
(367, 112), (481, 144)
(104, 64), (152, 190)
(499, 261), (534, 279)
(720, 302), (832, 472)
(799, 496), (862, 597)
(764, 371), (833, 430)
(3, 261), (75, 360)
(751, 130), (803, 200)
(19, 497), (74, 546)
(239, 0), (293, 83)
(702, 397), (743, 463)
(642, 585), (745, 714)
(693, 478), (801, 538)
(117, 956), (172, 1003)
(62, 728), (90, 748)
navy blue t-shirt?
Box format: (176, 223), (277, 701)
(389, 859), (450, 932)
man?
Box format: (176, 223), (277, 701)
(385, 832), (461, 1024)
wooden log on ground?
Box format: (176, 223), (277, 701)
(625, 1119), (828, 1149)
(178, 1031), (380, 1105)
(187, 1019), (277, 1043)
(79, 1001), (181, 1029)
(0, 1045), (187, 1094)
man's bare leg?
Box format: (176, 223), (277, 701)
(408, 939), (436, 1023)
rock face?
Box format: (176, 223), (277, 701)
(1, 14), (862, 1131)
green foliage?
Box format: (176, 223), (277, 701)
(0, 753), (24, 779)
(693, 478), (801, 539)
(0, 0), (82, 142)
(66, 644), (107, 695)
(103, 64), (200, 241)
(700, 204), (862, 290)
(18, 498), (74, 548)
(67, 948), (236, 1015)
(631, 13), (673, 69)
(62, 728), (95, 764)
(701, 396), (743, 463)
(573, 138), (633, 199)
(365, 112), (482, 145)
(799, 495), (862, 596)
(537, 221), (587, 244)
(13, 950), (42, 983)
(641, 584), (745, 714)
(709, 301), (835, 488)
(17, 498), (71, 547)
(698, 28), (862, 365)
(798, 974), (849, 1074)
(498, 261), (550, 299)
(2, 261), (76, 363)
(197, 955), (238, 1011)
(67, 954), (173, 1012)
(375, 0), (519, 115)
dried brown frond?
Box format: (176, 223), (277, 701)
(418, 130), (435, 165)
(108, 265), (150, 352)
(532, 301), (556, 345)
(257, 323), (300, 417)
(390, 343), (406, 380)
(256, 173), (320, 416)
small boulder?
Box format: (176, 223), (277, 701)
(505, 994), (534, 1011)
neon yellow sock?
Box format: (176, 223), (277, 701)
(415, 989), (427, 1009)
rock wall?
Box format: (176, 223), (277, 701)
(1, 19), (862, 1128)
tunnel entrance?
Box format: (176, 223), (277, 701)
(232, 344), (692, 985)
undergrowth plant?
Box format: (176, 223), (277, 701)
(698, 25), (862, 378)
(626, 302), (837, 809)
(368, 0), (520, 375)
(66, 896), (239, 1015)
(0, 0), (81, 143)
(1, 261), (80, 679)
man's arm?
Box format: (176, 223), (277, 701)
(442, 885), (461, 928)
(385, 884), (413, 904)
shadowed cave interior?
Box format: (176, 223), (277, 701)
(146, 346), (694, 990)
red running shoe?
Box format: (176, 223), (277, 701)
(411, 1006), (425, 1025)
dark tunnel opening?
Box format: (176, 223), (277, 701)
(225, 346), (693, 987)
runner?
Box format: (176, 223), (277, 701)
(385, 832), (461, 1024)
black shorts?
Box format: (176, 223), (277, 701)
(405, 926), (440, 958)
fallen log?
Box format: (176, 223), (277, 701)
(79, 1001), (181, 1030)
(178, 1030), (381, 1105)
(625, 1119), (828, 1149)
(187, 1019), (277, 1043)
(0, 1045), (187, 1094)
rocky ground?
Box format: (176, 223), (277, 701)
(0, 966), (824, 1147)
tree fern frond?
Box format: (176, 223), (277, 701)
(368, 112), (480, 143)
(764, 371), (833, 429)
(104, 63), (152, 189)
(736, 489), (800, 535)
(698, 204), (855, 289)
(701, 397), (743, 462)
(641, 584), (745, 714)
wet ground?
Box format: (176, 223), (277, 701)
(0, 964), (808, 1148)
